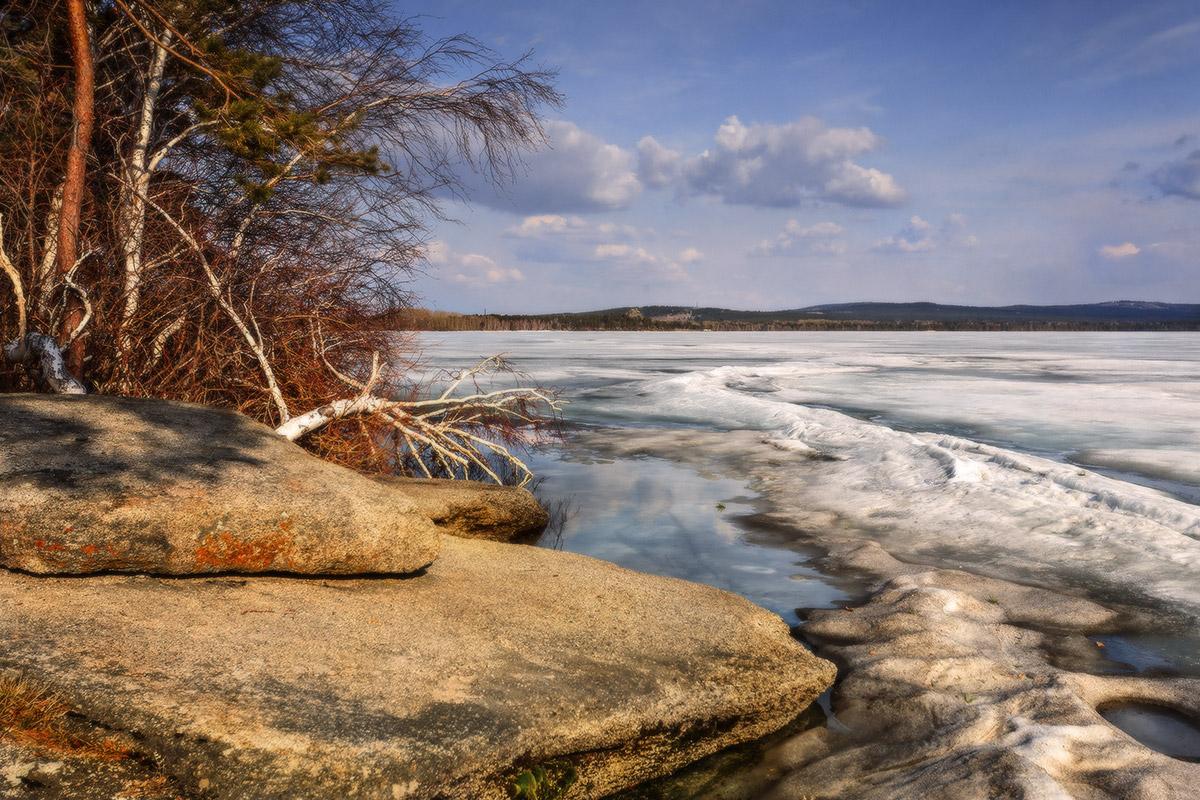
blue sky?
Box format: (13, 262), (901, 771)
(408, 0), (1200, 313)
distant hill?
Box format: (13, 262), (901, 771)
(404, 301), (1200, 332)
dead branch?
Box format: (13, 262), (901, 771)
(0, 216), (28, 342)
(275, 355), (561, 486)
(138, 188), (292, 423)
(2, 334), (88, 395)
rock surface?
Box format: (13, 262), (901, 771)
(0, 394), (446, 575)
(0, 535), (835, 800)
(380, 476), (549, 541)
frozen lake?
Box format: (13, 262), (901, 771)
(418, 331), (1200, 666)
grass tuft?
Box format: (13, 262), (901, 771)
(0, 674), (129, 759)
(511, 761), (579, 799)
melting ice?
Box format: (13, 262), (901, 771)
(418, 332), (1200, 625)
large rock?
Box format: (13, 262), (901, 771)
(380, 476), (548, 541)
(0, 535), (836, 800)
(0, 394), (441, 575)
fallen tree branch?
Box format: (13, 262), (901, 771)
(1, 216), (86, 394)
(137, 187), (292, 422)
(276, 355), (561, 486)
(2, 333), (88, 394)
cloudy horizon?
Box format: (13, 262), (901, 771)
(411, 0), (1200, 314)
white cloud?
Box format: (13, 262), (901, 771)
(875, 216), (936, 253)
(787, 220), (844, 238)
(1152, 149), (1200, 200)
(678, 247), (704, 263)
(749, 219), (845, 256)
(503, 214), (646, 243)
(1099, 242), (1141, 259)
(591, 244), (689, 282)
(823, 162), (908, 207)
(637, 136), (682, 189)
(504, 214), (589, 237)
(481, 120), (641, 213)
(656, 115), (907, 208)
(811, 239), (848, 255)
(426, 241), (523, 287)
(874, 213), (978, 253)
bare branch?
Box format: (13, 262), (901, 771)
(275, 355), (562, 486)
(138, 188), (292, 423)
(149, 314), (187, 367)
(2, 334), (87, 395)
(59, 272), (93, 350)
(0, 215), (28, 342)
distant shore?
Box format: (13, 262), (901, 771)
(398, 301), (1200, 332)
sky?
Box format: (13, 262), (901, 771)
(404, 0), (1200, 314)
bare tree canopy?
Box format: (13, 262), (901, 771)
(1, 0), (562, 481)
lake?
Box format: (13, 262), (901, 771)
(418, 331), (1200, 674)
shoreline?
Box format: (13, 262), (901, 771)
(531, 427), (1200, 797)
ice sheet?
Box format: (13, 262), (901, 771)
(419, 331), (1200, 620)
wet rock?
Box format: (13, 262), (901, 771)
(0, 536), (835, 800)
(0, 394), (440, 575)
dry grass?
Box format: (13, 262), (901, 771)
(0, 673), (129, 759)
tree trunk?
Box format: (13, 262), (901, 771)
(57, 0), (95, 377)
(118, 31), (171, 354)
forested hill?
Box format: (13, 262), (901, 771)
(405, 301), (1200, 332)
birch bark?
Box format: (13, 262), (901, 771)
(117, 30), (172, 354)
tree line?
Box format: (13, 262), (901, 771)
(406, 310), (1200, 333)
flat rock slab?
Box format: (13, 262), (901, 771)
(0, 394), (441, 575)
(0, 536), (835, 799)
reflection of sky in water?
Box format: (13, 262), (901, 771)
(527, 448), (854, 627)
(1091, 634), (1200, 678)
(1100, 704), (1200, 762)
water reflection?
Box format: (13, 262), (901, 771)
(525, 442), (858, 628)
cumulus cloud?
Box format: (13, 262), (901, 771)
(482, 120), (641, 213)
(822, 162), (908, 207)
(875, 216), (936, 253)
(641, 116), (907, 208)
(1099, 242), (1141, 259)
(678, 247), (704, 263)
(1151, 149), (1200, 200)
(749, 219), (845, 256)
(637, 136), (682, 189)
(874, 213), (978, 253)
(504, 214), (589, 237)
(503, 214), (645, 243)
(426, 241), (523, 287)
(591, 244), (689, 282)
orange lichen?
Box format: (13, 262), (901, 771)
(193, 531), (294, 571)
